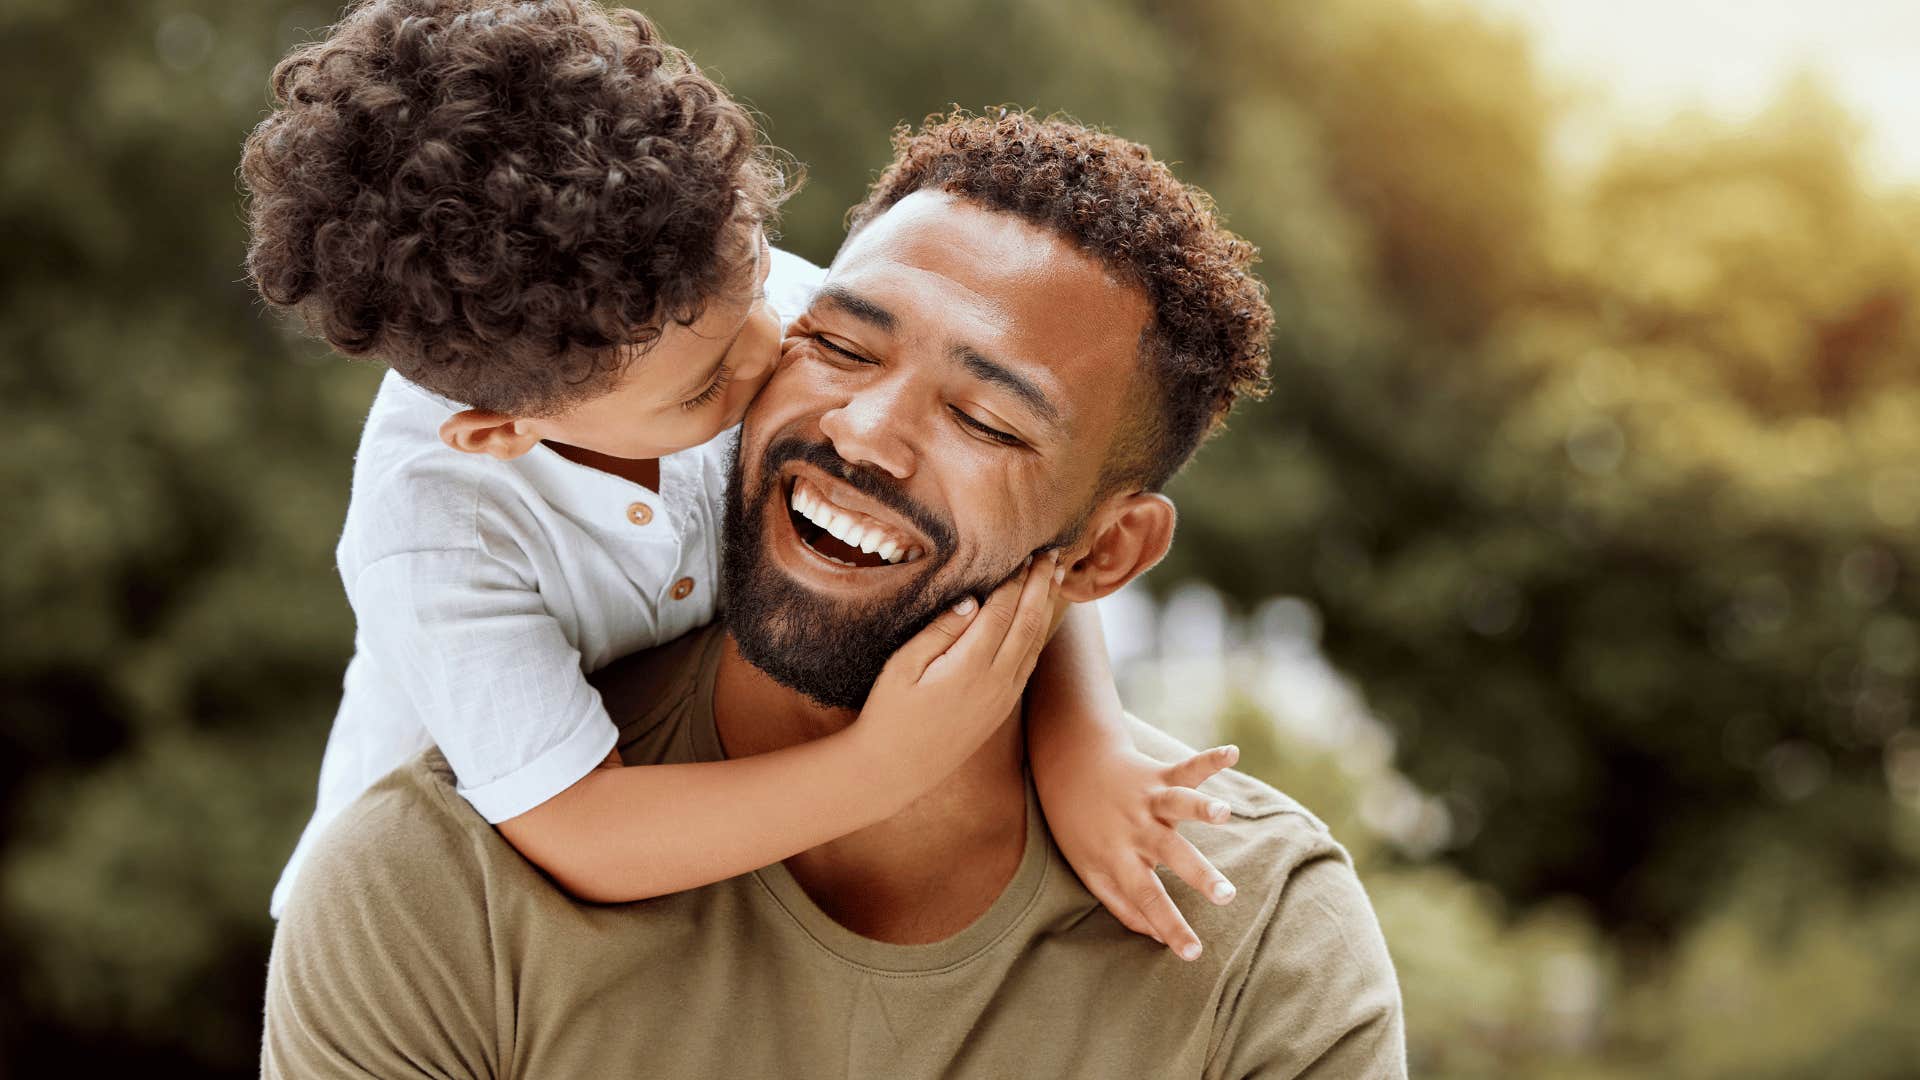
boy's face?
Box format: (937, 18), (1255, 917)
(532, 227), (779, 460)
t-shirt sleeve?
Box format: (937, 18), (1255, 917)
(350, 548), (619, 822)
(262, 771), (500, 1079)
(1210, 852), (1408, 1080)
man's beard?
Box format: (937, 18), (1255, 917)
(720, 435), (1016, 711)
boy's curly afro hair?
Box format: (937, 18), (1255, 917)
(848, 109), (1271, 490)
(241, 0), (791, 415)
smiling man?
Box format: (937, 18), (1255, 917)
(263, 113), (1406, 1079)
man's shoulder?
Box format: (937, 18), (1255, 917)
(1119, 715), (1386, 967)
(290, 752), (490, 909)
(265, 751), (518, 1077)
(281, 745), (582, 938)
(1119, 717), (1405, 1074)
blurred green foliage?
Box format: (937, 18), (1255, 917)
(1, 0), (1914, 1075)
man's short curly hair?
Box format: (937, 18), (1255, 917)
(848, 110), (1271, 491)
(240, 0), (790, 415)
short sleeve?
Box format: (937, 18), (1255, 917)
(262, 769), (500, 1079)
(350, 549), (618, 822)
(1210, 854), (1408, 1080)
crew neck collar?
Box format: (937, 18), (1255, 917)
(685, 630), (1053, 974)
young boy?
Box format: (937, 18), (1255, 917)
(243, 0), (1239, 959)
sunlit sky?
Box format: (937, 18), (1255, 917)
(1451, 0), (1920, 185)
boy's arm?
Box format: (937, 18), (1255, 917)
(1026, 603), (1243, 960)
(502, 554), (1063, 903)
(499, 731), (906, 902)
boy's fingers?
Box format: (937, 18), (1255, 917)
(1159, 832), (1236, 907)
(1151, 786), (1232, 826)
(923, 563), (1031, 679)
(1083, 871), (1159, 943)
(991, 551), (1062, 675)
(884, 596), (982, 681)
(1130, 872), (1204, 961)
(1162, 745), (1240, 789)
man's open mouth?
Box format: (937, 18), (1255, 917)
(784, 475), (927, 570)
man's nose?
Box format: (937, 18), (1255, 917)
(818, 381), (917, 480)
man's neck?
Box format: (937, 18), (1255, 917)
(711, 633), (1030, 943)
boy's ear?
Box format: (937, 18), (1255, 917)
(439, 410), (543, 460)
(1059, 491), (1176, 603)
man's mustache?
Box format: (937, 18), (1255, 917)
(759, 435), (956, 556)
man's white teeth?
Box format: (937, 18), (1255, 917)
(787, 479), (924, 564)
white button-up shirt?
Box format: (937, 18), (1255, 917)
(272, 249), (823, 916)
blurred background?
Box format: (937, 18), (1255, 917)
(2, 0), (1916, 1075)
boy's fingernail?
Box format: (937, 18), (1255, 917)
(1052, 562), (1066, 585)
(1222, 745), (1240, 759)
(953, 596), (978, 615)
(1181, 943), (1202, 961)
(1212, 880), (1236, 902)
(1208, 801), (1230, 820)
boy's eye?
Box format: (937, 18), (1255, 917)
(680, 362), (733, 411)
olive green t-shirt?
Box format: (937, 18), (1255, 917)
(263, 628), (1405, 1078)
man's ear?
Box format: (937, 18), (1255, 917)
(1060, 491), (1176, 603)
(439, 410), (543, 460)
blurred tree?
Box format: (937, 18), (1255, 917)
(0, 0), (377, 1071)
(1139, 0), (1920, 940)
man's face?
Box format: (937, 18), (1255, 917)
(722, 191), (1152, 709)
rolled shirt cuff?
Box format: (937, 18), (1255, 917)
(455, 714), (619, 824)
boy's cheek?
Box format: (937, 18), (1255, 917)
(723, 376), (770, 429)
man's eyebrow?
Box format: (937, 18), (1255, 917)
(953, 344), (1062, 431)
(815, 285), (896, 333)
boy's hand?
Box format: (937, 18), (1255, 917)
(1041, 741), (1243, 961)
(854, 551), (1065, 797)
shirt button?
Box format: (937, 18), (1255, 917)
(671, 577), (695, 600)
(626, 502), (653, 526)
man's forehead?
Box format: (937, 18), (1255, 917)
(837, 192), (1067, 286)
(826, 191), (1151, 372)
